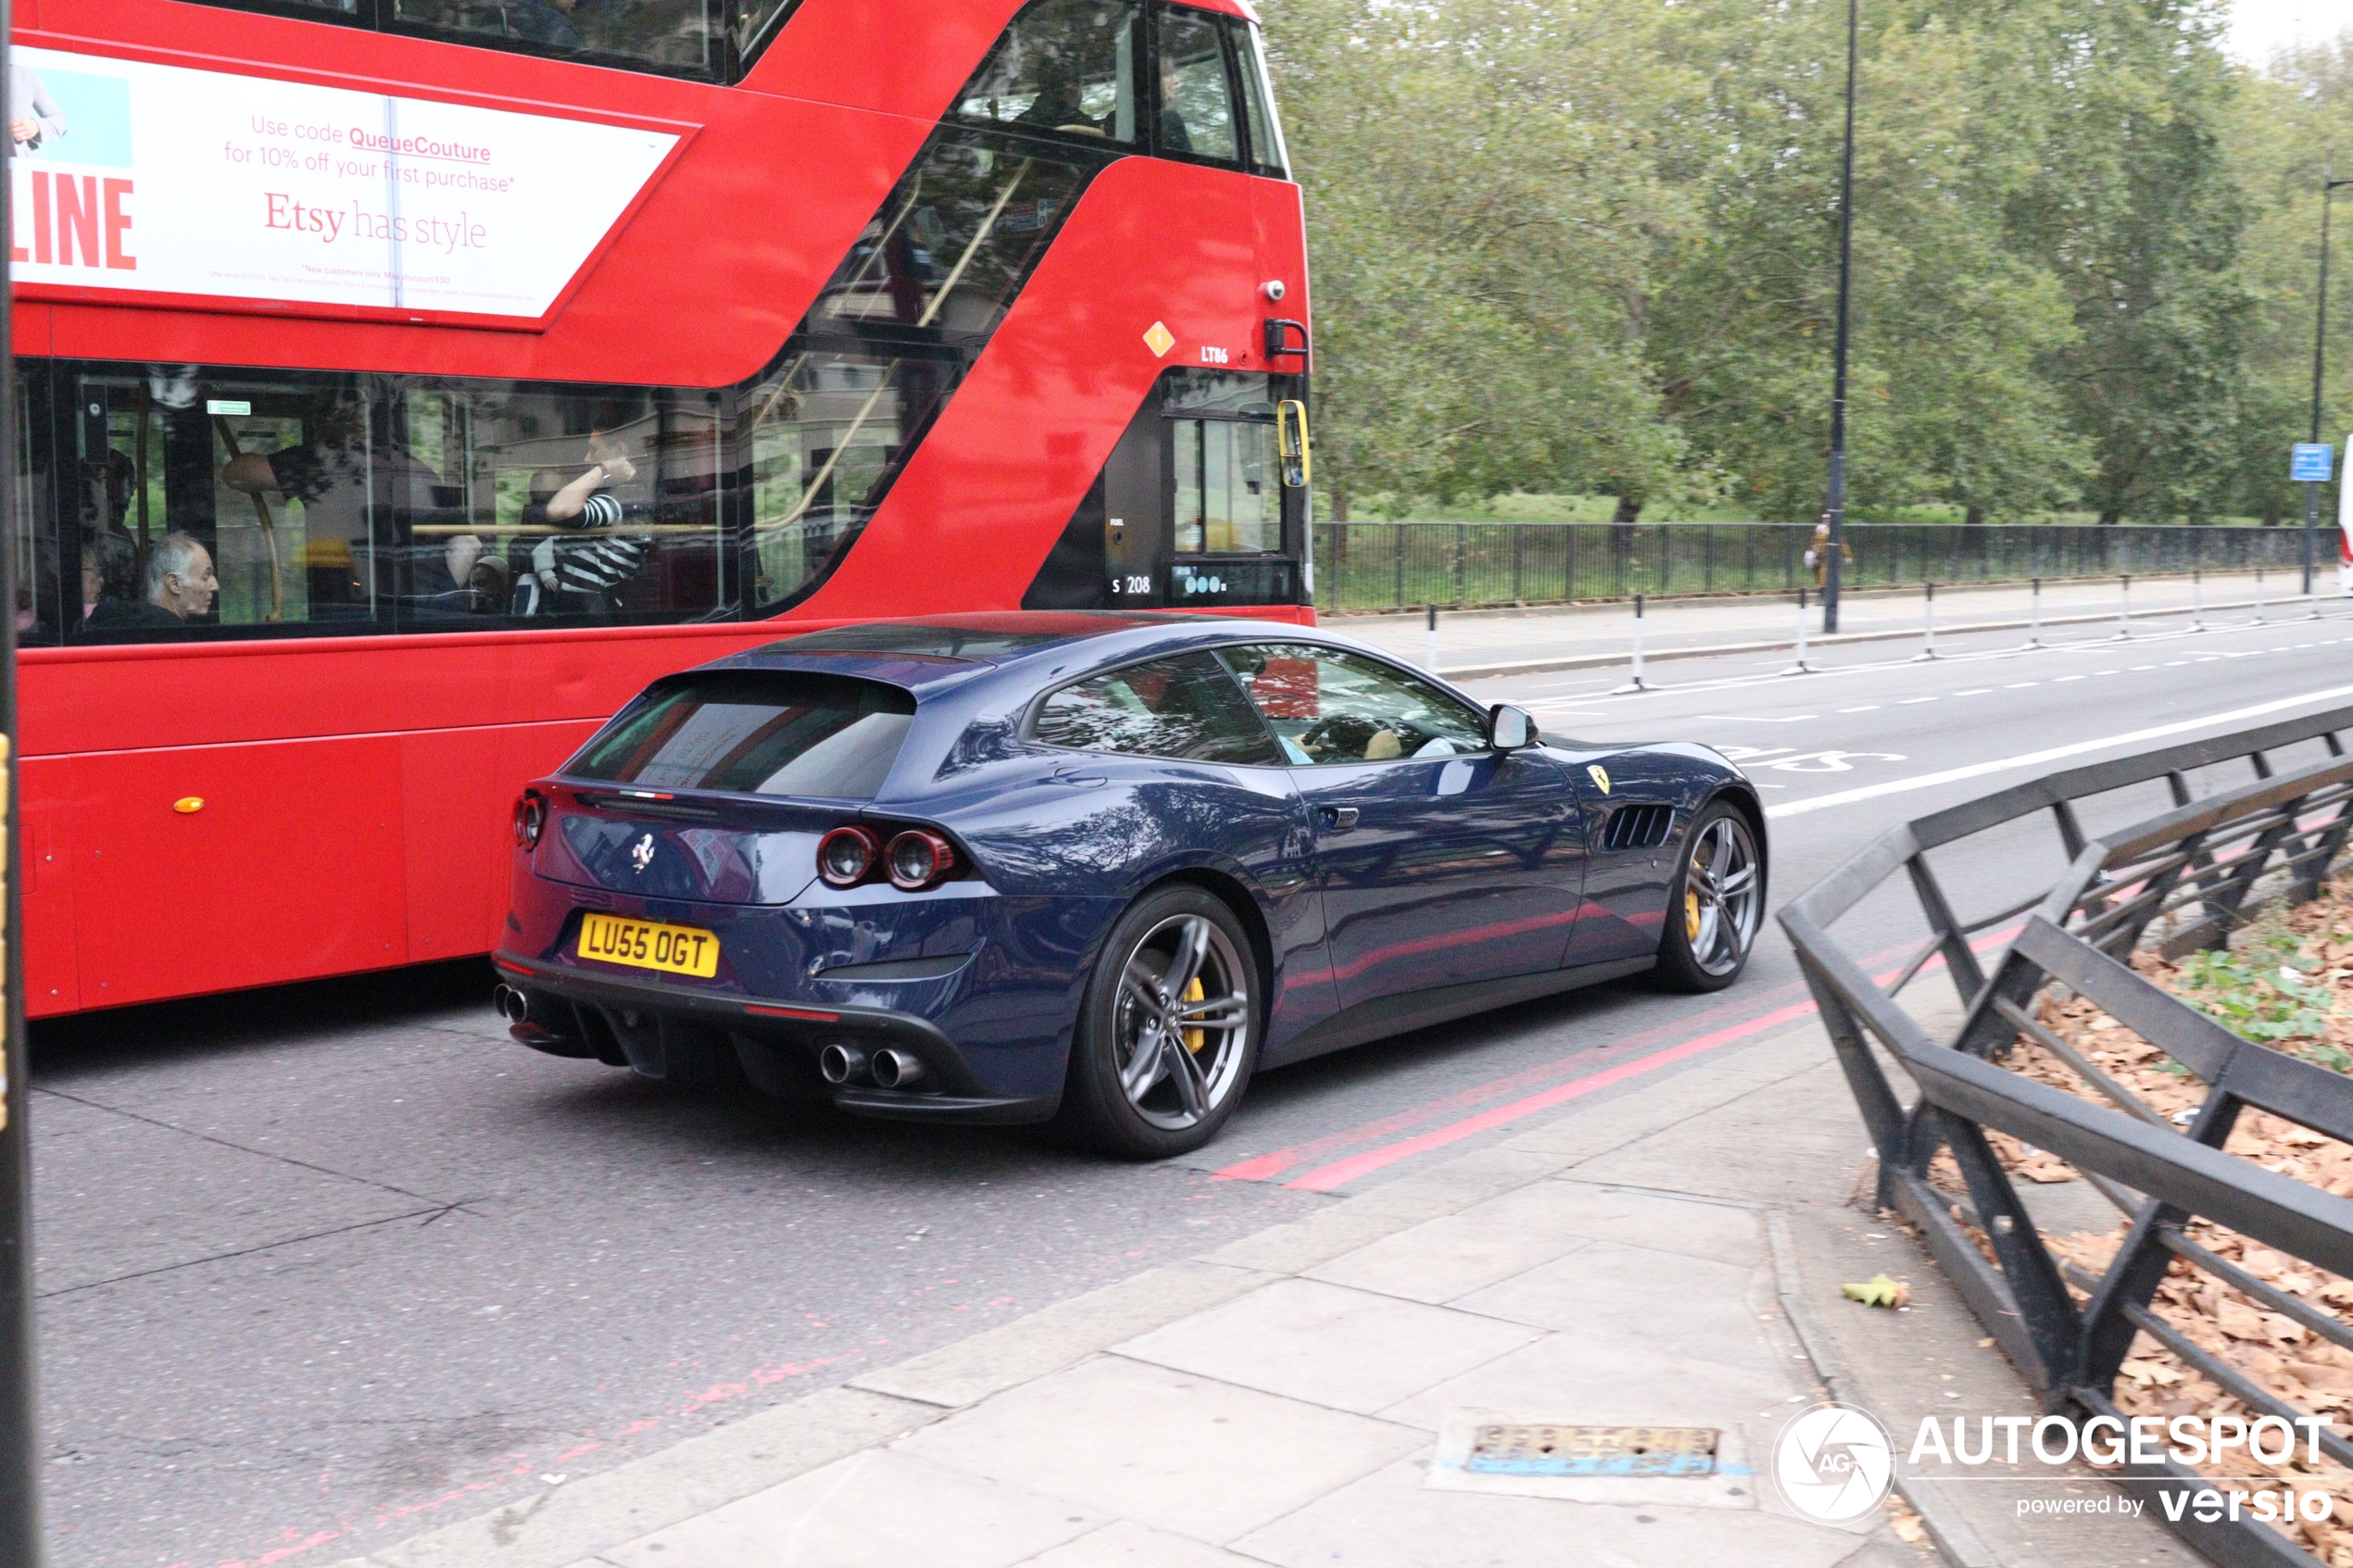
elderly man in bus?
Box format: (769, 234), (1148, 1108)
(81, 533), (217, 632)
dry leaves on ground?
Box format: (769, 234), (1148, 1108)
(1938, 889), (2353, 1558)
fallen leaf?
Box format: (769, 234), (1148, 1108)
(1843, 1274), (1912, 1309)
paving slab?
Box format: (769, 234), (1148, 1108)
(1017, 1519), (1264, 1567)
(1230, 1455), (1866, 1568)
(1302, 1179), (1598, 1302)
(1112, 1276), (1540, 1416)
(1450, 1236), (1780, 1374)
(598, 1449), (1105, 1568)
(892, 1356), (1429, 1543)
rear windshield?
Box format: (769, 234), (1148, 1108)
(568, 673), (917, 799)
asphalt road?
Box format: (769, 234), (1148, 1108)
(27, 601), (2353, 1568)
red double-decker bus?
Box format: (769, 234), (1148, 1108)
(6, 0), (1314, 1014)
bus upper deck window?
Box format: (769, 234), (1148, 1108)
(389, 0), (720, 78)
(1154, 6), (1239, 165)
(1232, 21), (1289, 177)
(955, 0), (1141, 145)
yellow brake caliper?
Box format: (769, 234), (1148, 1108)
(1685, 888), (1703, 942)
(1182, 976), (1206, 1053)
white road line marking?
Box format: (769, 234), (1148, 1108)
(1768, 683), (2353, 820)
(1899, 696), (1938, 705)
(2005, 682), (2038, 688)
(1698, 714), (1818, 723)
(2055, 675), (2084, 683)
(1839, 706), (1881, 713)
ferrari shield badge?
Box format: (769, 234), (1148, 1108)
(631, 833), (657, 872)
(1588, 765), (1612, 795)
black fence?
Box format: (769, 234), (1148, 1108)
(1782, 708), (2353, 1564)
(1313, 521), (2313, 613)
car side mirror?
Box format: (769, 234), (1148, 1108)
(1488, 704), (1534, 750)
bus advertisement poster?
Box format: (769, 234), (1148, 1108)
(6, 45), (678, 322)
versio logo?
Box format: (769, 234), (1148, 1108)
(1774, 1402), (1894, 1524)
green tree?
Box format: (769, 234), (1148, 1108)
(1261, 0), (1693, 513)
(1645, 0), (2089, 524)
(2003, 0), (2251, 522)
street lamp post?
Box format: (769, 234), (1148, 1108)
(1821, 0), (1860, 634)
(2305, 166), (2351, 598)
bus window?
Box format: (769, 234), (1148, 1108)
(816, 138), (1097, 343)
(418, 383), (726, 629)
(1174, 418), (1277, 554)
(67, 369), (389, 642)
(955, 0), (1140, 145)
(1167, 369), (1278, 556)
(389, 0), (721, 77)
(1154, 6), (1239, 165)
(57, 365), (730, 641)
(1231, 20), (1288, 177)
(739, 353), (953, 613)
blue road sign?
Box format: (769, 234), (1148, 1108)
(2293, 443), (2335, 482)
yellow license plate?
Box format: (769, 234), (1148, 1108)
(576, 913), (721, 978)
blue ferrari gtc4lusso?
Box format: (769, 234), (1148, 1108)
(494, 612), (1766, 1157)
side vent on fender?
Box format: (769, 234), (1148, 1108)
(1601, 803), (1675, 853)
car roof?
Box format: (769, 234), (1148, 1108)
(686, 612), (1428, 710)
(749, 612), (1220, 664)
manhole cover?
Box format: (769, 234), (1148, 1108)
(1467, 1424), (1719, 1478)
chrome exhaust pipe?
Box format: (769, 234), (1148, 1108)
(494, 985), (531, 1024)
(819, 1043), (870, 1085)
(870, 1048), (925, 1089)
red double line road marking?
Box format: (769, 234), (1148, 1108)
(1221, 924), (2021, 1195)
(1277, 998), (1823, 1192)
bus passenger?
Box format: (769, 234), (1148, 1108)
(83, 533), (215, 631)
(75, 533), (136, 633)
(503, 0), (585, 49)
(1157, 56), (1192, 153)
(525, 433), (650, 616)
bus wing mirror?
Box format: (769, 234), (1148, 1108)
(1277, 399), (1312, 490)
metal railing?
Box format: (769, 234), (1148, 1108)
(1782, 707), (2353, 1565)
(1313, 521), (2311, 613)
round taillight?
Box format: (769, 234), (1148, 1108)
(817, 825), (882, 888)
(887, 830), (956, 891)
(513, 792), (546, 848)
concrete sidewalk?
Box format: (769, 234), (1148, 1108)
(333, 1006), (2197, 1568)
(1327, 570), (2322, 680)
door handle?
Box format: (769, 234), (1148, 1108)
(1318, 806), (1359, 833)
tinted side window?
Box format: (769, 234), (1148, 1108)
(570, 672), (916, 797)
(956, 0), (1141, 144)
(1219, 645), (1487, 765)
(1033, 651), (1279, 764)
(1155, 6), (1239, 164)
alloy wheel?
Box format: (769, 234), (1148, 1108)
(1684, 814), (1762, 976)
(1111, 913), (1251, 1131)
